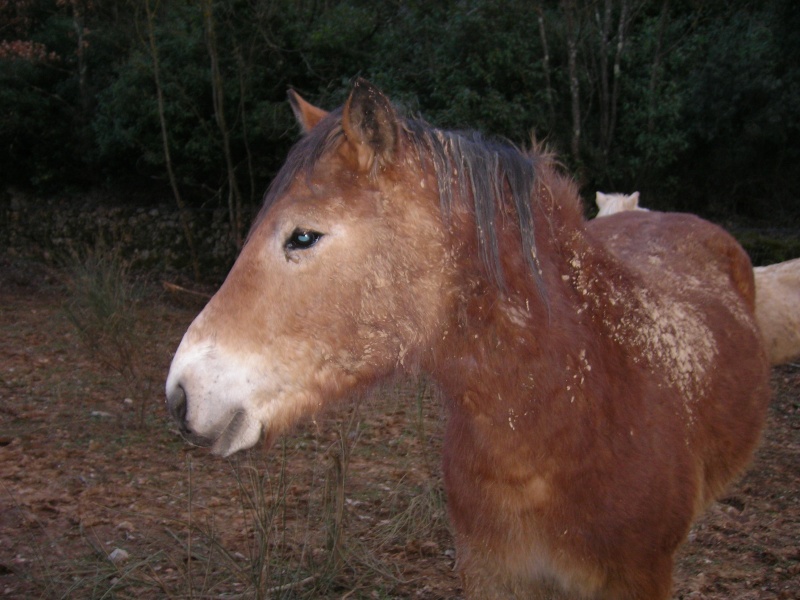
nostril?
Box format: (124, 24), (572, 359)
(167, 384), (188, 424)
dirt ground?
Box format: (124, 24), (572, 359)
(0, 254), (798, 599)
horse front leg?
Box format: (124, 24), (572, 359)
(457, 547), (569, 600)
(458, 544), (675, 600)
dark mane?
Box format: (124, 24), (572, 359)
(404, 120), (542, 293)
(253, 107), (544, 294)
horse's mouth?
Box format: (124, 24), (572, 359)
(179, 410), (262, 457)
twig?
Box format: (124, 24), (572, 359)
(265, 574), (319, 594)
(162, 281), (212, 299)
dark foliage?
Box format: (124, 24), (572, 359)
(1, 0), (798, 239)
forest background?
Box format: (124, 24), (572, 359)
(2, 0), (799, 278)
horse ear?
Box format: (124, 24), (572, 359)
(341, 78), (398, 172)
(287, 89), (328, 133)
(595, 192), (608, 209)
(624, 192), (640, 210)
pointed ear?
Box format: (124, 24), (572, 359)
(341, 78), (399, 172)
(595, 192), (608, 208)
(631, 191), (640, 205)
(287, 89), (329, 133)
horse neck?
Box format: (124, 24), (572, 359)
(427, 175), (617, 429)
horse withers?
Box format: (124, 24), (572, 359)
(166, 79), (770, 599)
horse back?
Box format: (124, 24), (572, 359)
(587, 211), (757, 311)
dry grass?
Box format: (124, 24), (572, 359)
(61, 245), (160, 427)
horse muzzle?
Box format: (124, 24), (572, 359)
(166, 375), (263, 457)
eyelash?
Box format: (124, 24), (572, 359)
(285, 229), (323, 251)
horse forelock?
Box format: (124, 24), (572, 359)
(251, 105), (549, 296)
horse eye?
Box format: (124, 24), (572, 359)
(285, 229), (323, 251)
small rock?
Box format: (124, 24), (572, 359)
(116, 521), (135, 533)
(108, 548), (129, 564)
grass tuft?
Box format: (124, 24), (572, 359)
(61, 243), (158, 427)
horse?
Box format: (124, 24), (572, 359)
(753, 258), (800, 365)
(592, 191), (800, 366)
(166, 79), (771, 599)
(594, 191), (646, 217)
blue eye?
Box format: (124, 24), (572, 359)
(285, 229), (323, 250)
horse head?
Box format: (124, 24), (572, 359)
(166, 80), (453, 456)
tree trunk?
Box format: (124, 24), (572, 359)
(595, 0), (612, 159)
(536, 5), (555, 127)
(608, 0), (629, 160)
(647, 0), (670, 136)
(561, 0), (582, 162)
(593, 0), (632, 164)
(236, 43), (256, 209)
(203, 0), (244, 250)
(145, 0), (200, 281)
(71, 1), (89, 117)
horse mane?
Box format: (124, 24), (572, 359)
(254, 105), (555, 295)
(403, 120), (542, 292)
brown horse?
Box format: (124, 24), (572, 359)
(166, 79), (770, 599)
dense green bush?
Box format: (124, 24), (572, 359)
(1, 0), (798, 256)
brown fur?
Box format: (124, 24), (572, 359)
(166, 79), (771, 599)
(590, 192), (799, 366)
